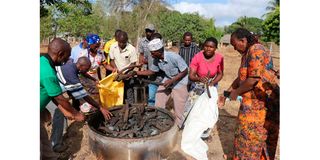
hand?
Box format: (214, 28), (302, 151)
(112, 68), (117, 73)
(100, 107), (113, 120)
(73, 112), (86, 122)
(199, 77), (209, 84)
(95, 80), (100, 87)
(217, 95), (226, 109)
(229, 89), (238, 101)
(163, 79), (174, 88)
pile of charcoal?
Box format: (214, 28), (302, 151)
(94, 104), (175, 138)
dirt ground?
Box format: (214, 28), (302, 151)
(45, 44), (280, 160)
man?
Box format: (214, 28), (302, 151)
(137, 24), (161, 106)
(109, 31), (138, 104)
(70, 37), (88, 63)
(178, 32), (200, 66)
(103, 29), (122, 77)
(40, 38), (85, 159)
(49, 57), (113, 152)
(135, 38), (189, 128)
(138, 24), (155, 67)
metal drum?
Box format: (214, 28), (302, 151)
(87, 106), (178, 160)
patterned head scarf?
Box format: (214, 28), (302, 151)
(86, 34), (101, 47)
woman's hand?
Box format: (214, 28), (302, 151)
(198, 77), (209, 84)
(218, 95), (226, 108)
(229, 89), (238, 101)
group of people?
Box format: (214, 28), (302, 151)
(40, 24), (279, 160)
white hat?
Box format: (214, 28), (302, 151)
(145, 24), (155, 31)
(148, 38), (163, 51)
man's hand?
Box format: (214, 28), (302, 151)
(217, 95), (226, 109)
(163, 79), (174, 88)
(73, 112), (86, 122)
(100, 107), (113, 120)
(95, 80), (100, 87)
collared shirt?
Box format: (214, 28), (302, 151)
(178, 42), (200, 66)
(109, 42), (138, 71)
(150, 51), (188, 89)
(103, 38), (117, 64)
(40, 55), (62, 111)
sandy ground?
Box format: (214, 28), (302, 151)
(45, 44), (280, 160)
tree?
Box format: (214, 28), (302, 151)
(262, 6), (280, 45)
(225, 16), (264, 35)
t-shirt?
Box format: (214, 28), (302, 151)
(79, 50), (105, 77)
(190, 51), (224, 78)
(149, 51), (188, 89)
(70, 43), (87, 63)
(56, 59), (80, 85)
(103, 38), (117, 64)
(40, 55), (62, 112)
(109, 42), (138, 71)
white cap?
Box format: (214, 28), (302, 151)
(148, 38), (163, 51)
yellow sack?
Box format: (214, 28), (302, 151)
(98, 73), (124, 109)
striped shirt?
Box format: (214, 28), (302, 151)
(178, 42), (200, 66)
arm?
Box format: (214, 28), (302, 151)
(136, 70), (155, 76)
(139, 53), (147, 64)
(163, 69), (188, 88)
(189, 67), (207, 83)
(83, 95), (112, 120)
(209, 71), (223, 86)
(102, 63), (116, 72)
(110, 59), (118, 71)
(82, 72), (97, 82)
(53, 95), (85, 121)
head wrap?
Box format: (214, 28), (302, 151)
(86, 34), (100, 46)
(148, 38), (163, 51)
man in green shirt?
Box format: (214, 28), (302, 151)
(40, 38), (85, 160)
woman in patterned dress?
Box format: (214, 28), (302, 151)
(218, 28), (279, 160)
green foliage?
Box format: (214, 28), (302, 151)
(40, 0), (224, 45)
(225, 16), (264, 34)
(262, 6), (280, 45)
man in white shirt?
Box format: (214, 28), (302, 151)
(109, 31), (138, 104)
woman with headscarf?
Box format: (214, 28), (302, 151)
(218, 28), (279, 160)
(79, 34), (115, 81)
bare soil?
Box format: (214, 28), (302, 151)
(45, 44), (280, 160)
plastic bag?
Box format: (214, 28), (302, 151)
(181, 86), (219, 160)
(98, 73), (124, 108)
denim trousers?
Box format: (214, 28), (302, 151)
(148, 83), (158, 106)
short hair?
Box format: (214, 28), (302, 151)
(151, 32), (162, 40)
(204, 37), (218, 48)
(115, 29), (122, 37)
(231, 28), (257, 47)
(117, 31), (128, 41)
(183, 32), (193, 39)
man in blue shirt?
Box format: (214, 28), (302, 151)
(70, 37), (88, 63)
(135, 38), (189, 128)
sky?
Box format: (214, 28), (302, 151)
(169, 0), (270, 27)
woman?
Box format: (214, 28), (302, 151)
(79, 34), (115, 93)
(181, 37), (223, 160)
(80, 34), (115, 81)
(218, 28), (279, 160)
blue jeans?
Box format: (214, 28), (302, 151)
(46, 101), (68, 148)
(148, 83), (158, 106)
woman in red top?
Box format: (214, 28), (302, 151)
(181, 37), (224, 160)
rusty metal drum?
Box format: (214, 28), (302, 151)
(87, 106), (178, 160)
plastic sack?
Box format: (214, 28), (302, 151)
(181, 86), (219, 160)
(98, 73), (124, 108)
